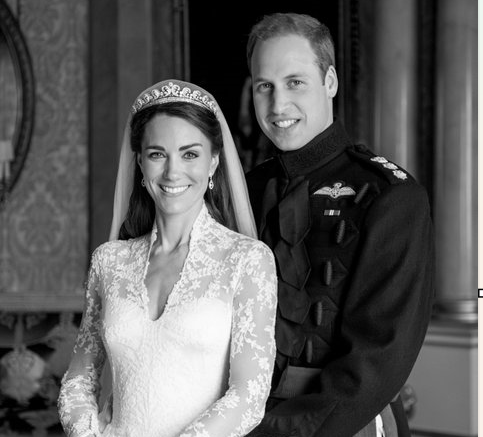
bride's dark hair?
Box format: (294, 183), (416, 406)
(118, 102), (236, 240)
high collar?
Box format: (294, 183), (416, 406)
(276, 120), (352, 180)
(149, 202), (210, 249)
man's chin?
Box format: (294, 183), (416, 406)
(271, 138), (306, 152)
(265, 128), (306, 152)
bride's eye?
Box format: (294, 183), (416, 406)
(184, 151), (198, 160)
(148, 151), (164, 159)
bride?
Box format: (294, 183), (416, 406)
(58, 79), (277, 437)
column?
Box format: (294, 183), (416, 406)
(372, 0), (418, 177)
(433, 0), (477, 322)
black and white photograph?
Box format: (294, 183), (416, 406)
(0, 0), (477, 436)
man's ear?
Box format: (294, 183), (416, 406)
(324, 66), (338, 98)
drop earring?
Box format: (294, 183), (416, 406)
(208, 175), (214, 190)
(141, 178), (146, 187)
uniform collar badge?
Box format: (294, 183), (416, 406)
(313, 182), (356, 199)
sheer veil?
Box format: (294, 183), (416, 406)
(108, 79), (257, 241)
(99, 79), (258, 411)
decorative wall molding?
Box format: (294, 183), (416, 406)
(0, 293), (83, 312)
(0, 0), (88, 303)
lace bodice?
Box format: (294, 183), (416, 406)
(58, 205), (277, 437)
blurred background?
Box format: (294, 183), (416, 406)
(0, 0), (477, 435)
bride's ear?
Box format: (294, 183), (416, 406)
(210, 153), (219, 175)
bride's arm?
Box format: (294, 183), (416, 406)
(58, 248), (107, 437)
(180, 240), (277, 437)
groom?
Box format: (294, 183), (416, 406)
(245, 12), (434, 437)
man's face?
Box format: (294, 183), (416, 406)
(251, 34), (338, 152)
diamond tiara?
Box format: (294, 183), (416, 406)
(131, 82), (218, 115)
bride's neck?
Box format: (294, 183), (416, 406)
(153, 205), (202, 254)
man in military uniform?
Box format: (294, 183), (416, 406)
(245, 13), (434, 437)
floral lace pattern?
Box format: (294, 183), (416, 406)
(58, 204), (277, 437)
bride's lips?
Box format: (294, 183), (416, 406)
(159, 185), (189, 194)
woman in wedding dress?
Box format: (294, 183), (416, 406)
(57, 79), (277, 437)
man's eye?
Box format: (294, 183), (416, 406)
(257, 83), (273, 92)
(288, 80), (303, 87)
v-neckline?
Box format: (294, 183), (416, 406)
(141, 239), (192, 323)
(140, 205), (208, 323)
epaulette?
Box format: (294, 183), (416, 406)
(347, 144), (411, 185)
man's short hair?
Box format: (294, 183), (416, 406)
(246, 13), (335, 81)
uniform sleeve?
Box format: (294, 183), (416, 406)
(179, 241), (278, 437)
(58, 249), (107, 437)
(249, 183), (434, 437)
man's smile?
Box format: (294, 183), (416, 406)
(273, 119), (299, 128)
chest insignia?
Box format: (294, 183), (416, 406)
(370, 156), (408, 180)
(313, 182), (356, 199)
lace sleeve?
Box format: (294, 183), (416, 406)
(180, 241), (277, 437)
(58, 249), (107, 437)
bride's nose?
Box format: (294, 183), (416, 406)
(163, 156), (182, 180)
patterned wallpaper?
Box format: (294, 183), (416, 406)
(0, 0), (88, 299)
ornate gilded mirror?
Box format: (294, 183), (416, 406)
(0, 0), (34, 203)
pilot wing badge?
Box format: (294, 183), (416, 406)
(313, 182), (356, 199)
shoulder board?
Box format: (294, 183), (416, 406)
(347, 145), (412, 185)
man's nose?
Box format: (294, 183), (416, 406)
(270, 88), (289, 114)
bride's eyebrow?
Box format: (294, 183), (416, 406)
(144, 143), (203, 151)
(179, 143), (203, 151)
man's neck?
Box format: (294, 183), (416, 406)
(276, 120), (351, 179)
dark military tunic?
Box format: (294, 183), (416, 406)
(246, 121), (434, 437)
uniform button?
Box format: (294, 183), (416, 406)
(354, 182), (370, 204)
(305, 338), (313, 363)
(336, 219), (346, 245)
(314, 301), (323, 326)
(324, 260), (333, 286)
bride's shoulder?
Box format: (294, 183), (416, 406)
(91, 234), (148, 265)
(214, 222), (273, 259)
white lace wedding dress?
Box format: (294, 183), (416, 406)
(58, 204), (277, 437)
